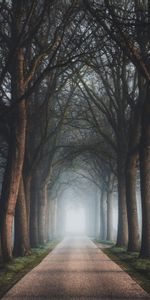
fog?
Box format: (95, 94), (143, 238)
(48, 170), (119, 242)
(65, 206), (86, 235)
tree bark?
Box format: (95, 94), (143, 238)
(46, 199), (50, 242)
(126, 155), (140, 251)
(100, 189), (106, 240)
(24, 175), (32, 239)
(49, 198), (57, 240)
(116, 164), (128, 247)
(1, 48), (27, 261)
(48, 199), (53, 240)
(106, 190), (113, 241)
(126, 108), (140, 252)
(13, 177), (30, 257)
(38, 185), (48, 244)
(30, 179), (39, 247)
(139, 90), (150, 258)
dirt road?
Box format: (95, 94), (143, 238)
(2, 237), (150, 299)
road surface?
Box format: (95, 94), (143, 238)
(2, 237), (150, 299)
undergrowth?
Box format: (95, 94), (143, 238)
(96, 241), (150, 295)
(0, 241), (58, 298)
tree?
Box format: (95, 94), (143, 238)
(83, 0), (150, 256)
(0, 0), (88, 261)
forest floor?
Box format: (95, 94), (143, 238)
(96, 240), (150, 295)
(1, 236), (150, 299)
(0, 241), (58, 299)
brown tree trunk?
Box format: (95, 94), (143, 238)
(1, 48), (27, 261)
(46, 199), (51, 242)
(95, 193), (100, 239)
(13, 177), (30, 257)
(126, 108), (140, 252)
(116, 165), (128, 247)
(100, 189), (106, 240)
(49, 198), (57, 240)
(126, 155), (140, 251)
(140, 92), (150, 258)
(38, 185), (48, 244)
(106, 190), (113, 241)
(48, 199), (53, 240)
(30, 180), (39, 247)
(1, 103), (27, 260)
(24, 175), (32, 238)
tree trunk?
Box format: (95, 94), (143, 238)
(1, 102), (27, 260)
(13, 177), (30, 257)
(49, 198), (57, 240)
(126, 153), (140, 251)
(48, 199), (53, 240)
(139, 92), (150, 258)
(46, 200), (50, 242)
(30, 180), (39, 247)
(100, 189), (106, 240)
(95, 196), (100, 239)
(116, 165), (128, 247)
(106, 191), (113, 241)
(125, 104), (141, 252)
(1, 48), (26, 261)
(38, 185), (48, 244)
(24, 175), (32, 238)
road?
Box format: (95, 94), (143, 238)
(2, 237), (150, 300)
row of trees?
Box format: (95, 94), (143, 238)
(83, 0), (150, 258)
(0, 0), (150, 262)
(0, 0), (91, 261)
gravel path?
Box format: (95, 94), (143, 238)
(2, 237), (150, 300)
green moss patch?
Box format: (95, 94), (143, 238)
(95, 239), (114, 246)
(98, 243), (150, 295)
(0, 241), (59, 299)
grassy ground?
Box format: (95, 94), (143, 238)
(0, 241), (58, 299)
(96, 241), (150, 295)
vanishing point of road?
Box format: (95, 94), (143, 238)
(2, 237), (150, 300)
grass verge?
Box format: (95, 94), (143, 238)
(0, 240), (59, 299)
(96, 241), (150, 295)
